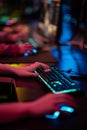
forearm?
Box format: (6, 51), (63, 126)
(0, 63), (17, 74)
(0, 102), (32, 123)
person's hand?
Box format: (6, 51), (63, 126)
(28, 93), (77, 116)
(3, 27), (13, 33)
(19, 43), (34, 54)
(13, 24), (30, 34)
(0, 43), (9, 55)
(23, 62), (50, 72)
(6, 33), (28, 42)
(14, 62), (50, 77)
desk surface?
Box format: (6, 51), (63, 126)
(0, 51), (58, 64)
(0, 76), (87, 130)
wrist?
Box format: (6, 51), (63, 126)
(23, 102), (37, 118)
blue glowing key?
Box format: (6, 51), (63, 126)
(45, 111), (60, 119)
(32, 49), (37, 54)
(24, 53), (29, 57)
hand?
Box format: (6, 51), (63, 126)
(19, 43), (34, 54)
(7, 33), (27, 42)
(28, 93), (77, 116)
(0, 43), (10, 55)
(14, 62), (50, 77)
(13, 24), (30, 35)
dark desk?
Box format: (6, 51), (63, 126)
(0, 51), (58, 64)
(1, 76), (87, 130)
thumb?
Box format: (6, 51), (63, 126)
(28, 72), (39, 77)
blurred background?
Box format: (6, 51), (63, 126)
(0, 0), (87, 56)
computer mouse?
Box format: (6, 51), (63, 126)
(59, 104), (75, 116)
(45, 104), (76, 119)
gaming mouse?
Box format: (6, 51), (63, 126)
(45, 104), (76, 119)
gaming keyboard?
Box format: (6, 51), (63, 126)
(34, 66), (81, 94)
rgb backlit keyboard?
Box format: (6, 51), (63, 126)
(34, 66), (81, 94)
